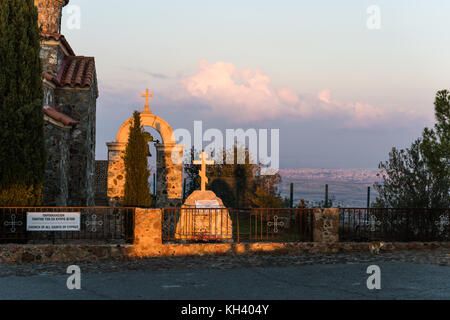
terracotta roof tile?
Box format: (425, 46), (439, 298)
(43, 106), (79, 127)
(57, 56), (96, 89)
(42, 71), (59, 86)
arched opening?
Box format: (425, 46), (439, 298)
(143, 126), (162, 196)
(115, 113), (176, 145)
(107, 111), (184, 207)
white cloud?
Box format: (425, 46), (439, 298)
(317, 89), (331, 103)
(121, 59), (424, 128)
(167, 59), (426, 128)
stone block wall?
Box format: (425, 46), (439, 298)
(39, 44), (65, 78)
(155, 143), (183, 207)
(43, 84), (56, 107)
(43, 121), (71, 206)
(3, 241), (450, 264)
(133, 209), (162, 247)
(56, 87), (97, 206)
(106, 142), (126, 207)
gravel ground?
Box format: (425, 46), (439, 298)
(0, 248), (449, 277)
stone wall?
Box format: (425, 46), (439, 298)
(313, 208), (339, 242)
(155, 143), (183, 207)
(106, 142), (126, 207)
(2, 242), (449, 264)
(55, 87), (97, 206)
(43, 120), (71, 206)
(39, 44), (65, 78)
(133, 209), (162, 248)
(43, 84), (56, 107)
(36, 0), (98, 208)
(2, 208), (450, 263)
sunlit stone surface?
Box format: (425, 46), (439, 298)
(175, 190), (233, 242)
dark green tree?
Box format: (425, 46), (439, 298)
(184, 146), (200, 196)
(184, 144), (285, 208)
(218, 145), (285, 208)
(123, 111), (152, 207)
(374, 90), (450, 208)
(0, 0), (46, 206)
(421, 90), (450, 207)
(250, 171), (286, 208)
(209, 178), (235, 207)
(374, 139), (434, 208)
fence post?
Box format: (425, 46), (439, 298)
(290, 183), (294, 208)
(313, 208), (339, 242)
(405, 210), (409, 242)
(367, 186), (371, 208)
(235, 183), (239, 208)
(236, 209), (240, 243)
(325, 184), (329, 208)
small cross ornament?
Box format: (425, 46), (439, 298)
(85, 214), (103, 232)
(367, 215), (381, 232)
(267, 215), (285, 233)
(435, 215), (449, 233)
(4, 214), (23, 233)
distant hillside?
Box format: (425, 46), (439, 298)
(278, 169), (381, 207)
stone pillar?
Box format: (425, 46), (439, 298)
(107, 142), (183, 208)
(133, 208), (162, 246)
(313, 208), (339, 242)
(106, 142), (126, 207)
(155, 143), (184, 208)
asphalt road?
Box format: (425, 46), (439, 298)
(0, 262), (449, 300)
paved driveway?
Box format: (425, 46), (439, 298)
(0, 261), (449, 300)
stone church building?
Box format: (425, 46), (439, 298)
(35, 0), (98, 206)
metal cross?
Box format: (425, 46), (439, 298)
(367, 215), (381, 232)
(193, 151), (214, 192)
(4, 214), (23, 233)
(435, 215), (449, 233)
(267, 215), (285, 233)
(85, 214), (103, 232)
(141, 88), (153, 114)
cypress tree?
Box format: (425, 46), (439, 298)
(0, 0), (46, 206)
(123, 111), (152, 207)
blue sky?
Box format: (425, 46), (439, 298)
(61, 0), (450, 168)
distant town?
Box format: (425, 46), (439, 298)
(279, 169), (381, 207)
(279, 168), (380, 183)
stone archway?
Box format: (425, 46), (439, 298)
(106, 110), (184, 208)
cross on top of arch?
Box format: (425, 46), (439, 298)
(141, 89), (153, 114)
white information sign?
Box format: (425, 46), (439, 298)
(27, 212), (80, 231)
(195, 200), (221, 208)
